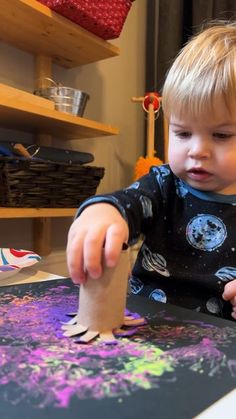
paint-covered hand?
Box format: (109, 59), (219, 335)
(67, 203), (129, 284)
(222, 280), (236, 320)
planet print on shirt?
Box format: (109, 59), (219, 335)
(149, 289), (167, 303)
(206, 297), (223, 314)
(186, 214), (227, 251)
(141, 245), (170, 277)
(215, 266), (236, 282)
(129, 276), (144, 294)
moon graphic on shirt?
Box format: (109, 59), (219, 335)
(215, 266), (236, 282)
(186, 214), (227, 251)
(149, 289), (167, 303)
(206, 297), (223, 314)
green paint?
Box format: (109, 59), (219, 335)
(124, 345), (174, 387)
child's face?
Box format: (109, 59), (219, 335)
(168, 101), (236, 194)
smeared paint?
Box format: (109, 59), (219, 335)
(0, 281), (236, 409)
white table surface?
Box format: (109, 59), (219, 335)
(0, 267), (65, 288)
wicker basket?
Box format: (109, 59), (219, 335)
(37, 0), (133, 40)
(0, 157), (105, 208)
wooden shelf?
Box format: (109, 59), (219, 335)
(0, 208), (76, 218)
(0, 0), (120, 68)
(0, 84), (119, 139)
(0, 0), (121, 254)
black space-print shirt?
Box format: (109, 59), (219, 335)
(77, 164), (236, 321)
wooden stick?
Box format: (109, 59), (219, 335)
(131, 96), (145, 103)
(147, 103), (155, 158)
(13, 143), (31, 159)
(131, 95), (162, 103)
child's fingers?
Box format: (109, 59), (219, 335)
(67, 231), (87, 284)
(104, 223), (128, 268)
(66, 203), (128, 282)
(230, 296), (236, 307)
(222, 281), (236, 321)
(66, 220), (87, 284)
(231, 307), (236, 320)
(83, 226), (107, 279)
(222, 279), (236, 301)
(67, 243), (86, 284)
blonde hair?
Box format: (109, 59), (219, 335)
(162, 21), (236, 120)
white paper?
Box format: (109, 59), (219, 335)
(194, 388), (236, 418)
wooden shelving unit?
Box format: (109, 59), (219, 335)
(0, 0), (120, 254)
(0, 0), (120, 68)
(0, 208), (76, 218)
(0, 89), (119, 139)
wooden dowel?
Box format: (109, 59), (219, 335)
(33, 55), (53, 256)
(147, 103), (155, 158)
(131, 96), (145, 103)
(13, 143), (31, 158)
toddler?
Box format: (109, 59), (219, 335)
(67, 21), (236, 320)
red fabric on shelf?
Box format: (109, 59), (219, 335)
(38, 0), (133, 40)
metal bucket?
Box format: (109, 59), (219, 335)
(35, 86), (90, 117)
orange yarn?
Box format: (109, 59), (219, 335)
(134, 156), (163, 180)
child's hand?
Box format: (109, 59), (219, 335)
(67, 203), (129, 284)
(222, 280), (236, 320)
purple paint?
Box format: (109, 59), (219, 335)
(0, 283), (236, 410)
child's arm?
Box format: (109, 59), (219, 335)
(67, 203), (129, 284)
(67, 167), (162, 284)
(222, 281), (236, 320)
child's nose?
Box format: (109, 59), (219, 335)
(188, 138), (210, 159)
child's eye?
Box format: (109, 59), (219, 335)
(213, 132), (233, 140)
(175, 131), (192, 139)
